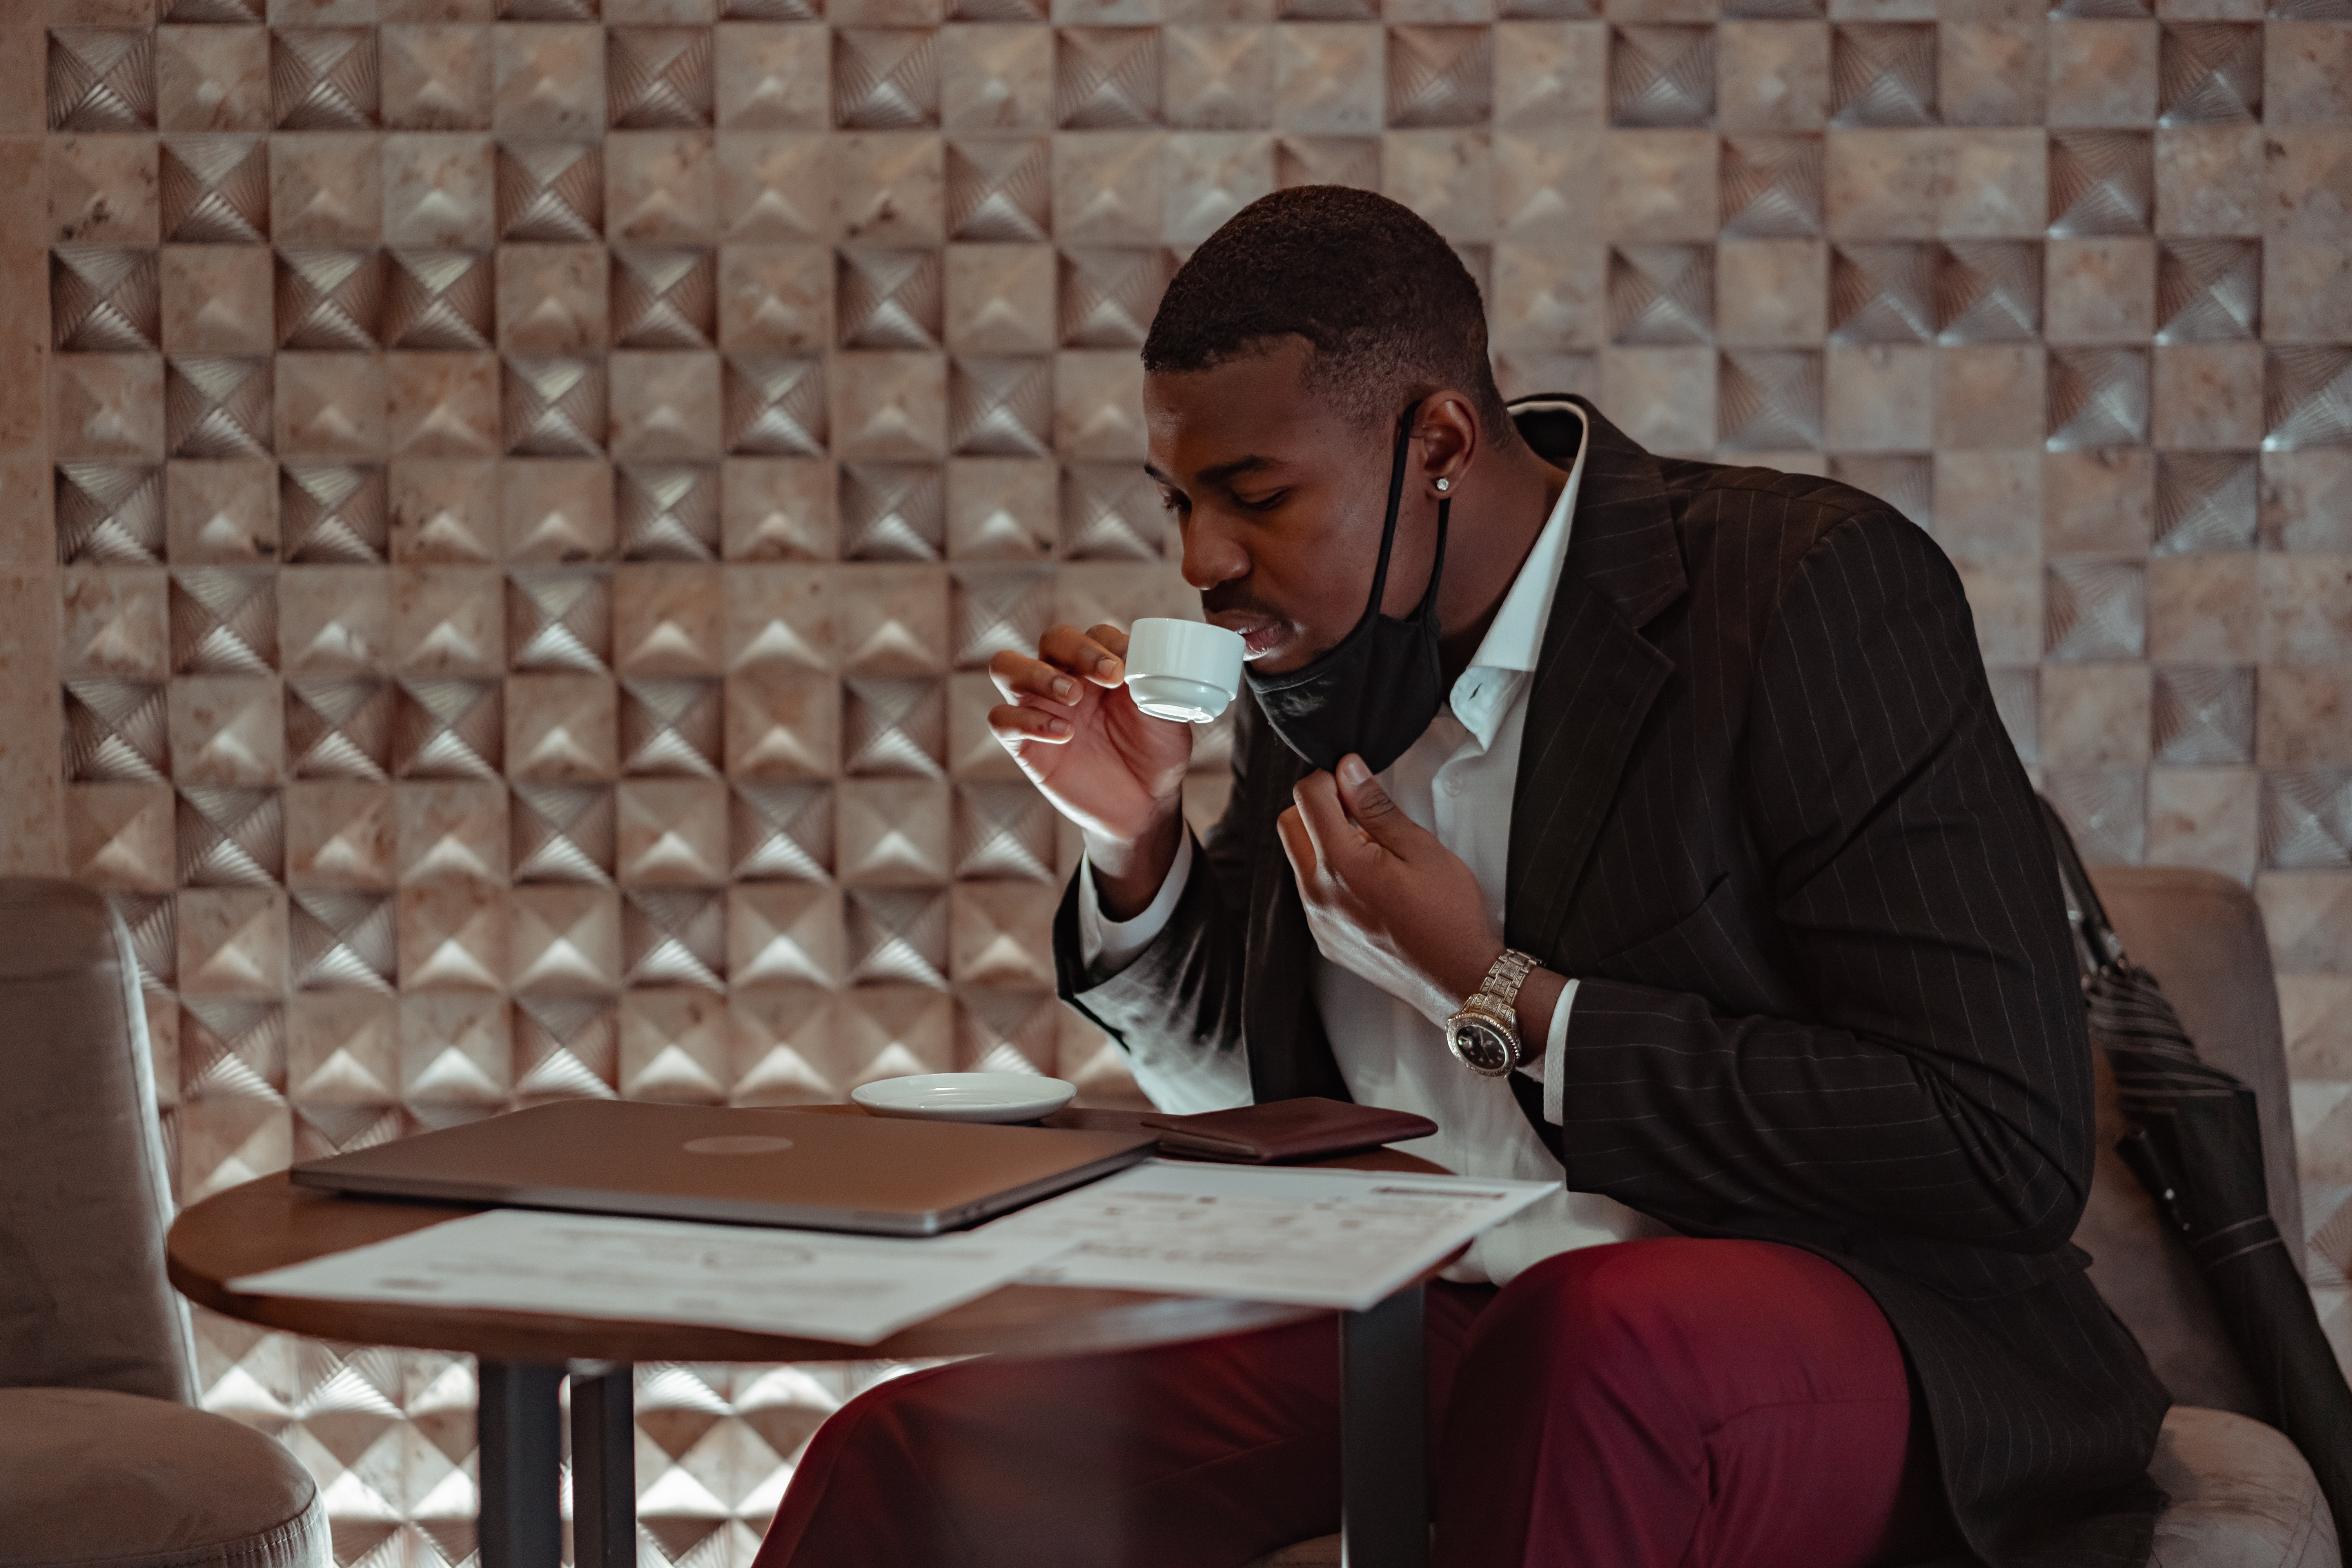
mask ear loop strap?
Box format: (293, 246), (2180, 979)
(1359, 399), (1422, 625)
(1418, 497), (1451, 617)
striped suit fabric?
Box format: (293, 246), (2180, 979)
(1055, 394), (2172, 1566)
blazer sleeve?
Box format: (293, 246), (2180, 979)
(1550, 511), (2096, 1258)
(1049, 693), (1273, 1111)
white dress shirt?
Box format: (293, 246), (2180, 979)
(1079, 402), (1660, 1285)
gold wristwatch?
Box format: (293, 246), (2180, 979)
(1445, 949), (1540, 1077)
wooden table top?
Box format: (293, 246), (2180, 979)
(167, 1105), (1451, 1366)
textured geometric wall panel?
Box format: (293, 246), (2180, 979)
(9, 0), (2351, 1560)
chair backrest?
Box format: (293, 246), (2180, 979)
(2074, 865), (2303, 1419)
(0, 877), (193, 1402)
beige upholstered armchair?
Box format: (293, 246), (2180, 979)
(1261, 866), (2343, 1568)
(0, 879), (330, 1568)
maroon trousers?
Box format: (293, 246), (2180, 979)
(753, 1239), (1961, 1568)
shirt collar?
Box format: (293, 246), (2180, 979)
(1446, 402), (1590, 744)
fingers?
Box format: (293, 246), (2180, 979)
(987, 650), (1086, 706)
(987, 702), (1074, 748)
(1084, 624), (1131, 664)
(1290, 771), (1360, 874)
(1275, 804), (1316, 883)
(1335, 754), (1411, 844)
(1051, 624), (1127, 686)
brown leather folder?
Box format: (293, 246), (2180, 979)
(1141, 1097), (1438, 1163)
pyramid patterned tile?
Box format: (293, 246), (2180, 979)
(397, 888), (509, 995)
(392, 677), (502, 778)
(182, 996), (288, 1099)
(496, 143), (604, 245)
(282, 465), (389, 564)
(276, 250), (385, 352)
(290, 890), (398, 993)
(724, 357), (829, 456)
(2263, 347), (2352, 451)
(56, 465), (166, 565)
(111, 893), (178, 992)
(611, 29), (714, 131)
(2154, 240), (2259, 344)
(614, 249), (717, 350)
(619, 465), (722, 561)
(272, 30), (378, 131)
(167, 356), (274, 461)
(2260, 771), (2352, 871)
(2049, 131), (2153, 237)
(51, 247), (162, 354)
(842, 674), (946, 778)
(179, 787), (285, 887)
(836, 985), (955, 1082)
(49, 30), (156, 133)
(950, 567), (1051, 670)
(621, 678), (724, 777)
(835, 30), (940, 131)
(381, 250), (495, 352)
(724, 568), (829, 677)
(2047, 346), (2150, 450)
(947, 358), (1053, 458)
(953, 779), (1054, 880)
(1055, 29), (1160, 131)
(837, 251), (943, 351)
(943, 458), (1053, 560)
(946, 140), (1049, 245)
(2157, 24), (2261, 126)
(1057, 250), (1168, 349)
(1936, 241), (2042, 344)
(1828, 244), (1934, 342)
(623, 887), (728, 989)
(840, 463), (945, 561)
(513, 993), (619, 1100)
(506, 570), (612, 674)
(1060, 464), (1163, 560)
(172, 568), (278, 674)
(67, 679), (171, 783)
(1608, 245), (1713, 345)
(1609, 27), (1714, 129)
(1163, 27), (1273, 132)
(834, 568), (945, 676)
(731, 780), (835, 880)
(2153, 451), (2257, 554)
(2044, 558), (2145, 661)
(618, 779), (730, 886)
(165, 0), (265, 20)
(2045, 769), (2145, 865)
(502, 358), (608, 456)
(1720, 135), (1822, 238)
(162, 138), (271, 246)
(286, 991), (399, 1107)
(730, 885), (844, 989)
(957, 984), (1058, 1062)
(1274, 136), (1382, 194)
(178, 889), (289, 998)
(512, 783), (616, 884)
(1830, 25), (1936, 128)
(846, 886), (949, 988)
(2152, 664), (2254, 766)
(729, 988), (844, 1104)
(169, 675), (282, 787)
(1388, 27), (1493, 130)
(1718, 350), (1823, 450)
(286, 677), (395, 783)
(726, 670), (837, 779)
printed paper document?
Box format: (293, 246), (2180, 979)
(230, 1209), (1076, 1345)
(989, 1160), (1556, 1310)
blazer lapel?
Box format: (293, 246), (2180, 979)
(1504, 397), (1687, 961)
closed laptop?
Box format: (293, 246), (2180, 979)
(291, 1102), (1157, 1236)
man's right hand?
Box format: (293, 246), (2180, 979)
(987, 623), (1192, 918)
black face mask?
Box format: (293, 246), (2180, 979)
(1245, 402), (1451, 777)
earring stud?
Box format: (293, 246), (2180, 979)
(1435, 477), (1451, 492)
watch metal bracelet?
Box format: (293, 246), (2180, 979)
(1475, 949), (1540, 1063)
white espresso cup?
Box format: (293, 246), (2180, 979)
(1123, 617), (1245, 724)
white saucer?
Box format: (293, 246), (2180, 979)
(850, 1073), (1078, 1124)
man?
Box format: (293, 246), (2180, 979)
(754, 188), (2168, 1566)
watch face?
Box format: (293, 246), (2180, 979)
(1450, 1018), (1514, 1075)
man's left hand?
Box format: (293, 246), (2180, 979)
(1276, 754), (1503, 1027)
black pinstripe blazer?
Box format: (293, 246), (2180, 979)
(1055, 395), (2170, 1566)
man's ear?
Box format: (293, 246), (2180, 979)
(1415, 392), (1478, 491)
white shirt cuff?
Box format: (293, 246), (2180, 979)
(1076, 829), (1195, 976)
(1523, 976), (1577, 1125)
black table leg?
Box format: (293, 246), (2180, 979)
(569, 1362), (637, 1568)
(1339, 1283), (1428, 1568)
(479, 1361), (564, 1568)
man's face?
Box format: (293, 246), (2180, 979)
(1143, 338), (1430, 677)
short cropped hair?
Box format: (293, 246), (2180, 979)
(1142, 186), (1514, 441)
